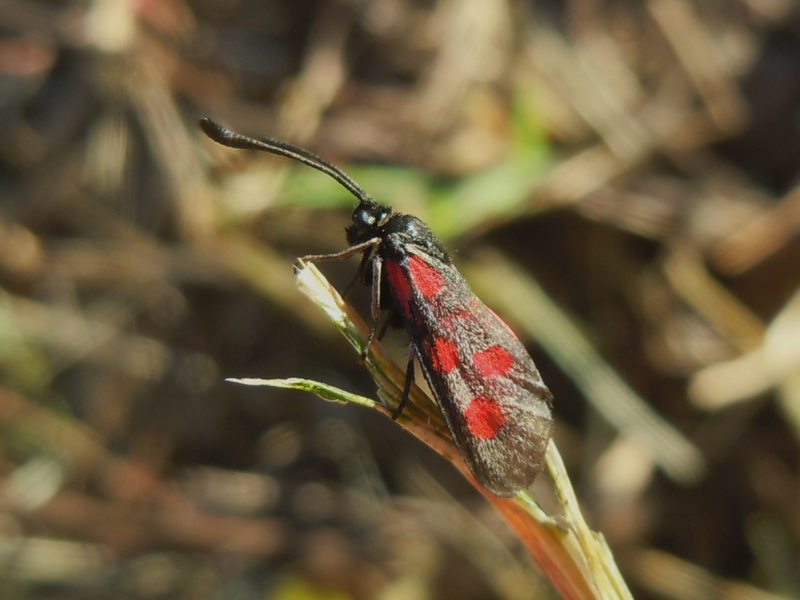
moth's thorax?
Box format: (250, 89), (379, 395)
(379, 214), (451, 264)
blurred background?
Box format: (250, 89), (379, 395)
(1, 0), (799, 598)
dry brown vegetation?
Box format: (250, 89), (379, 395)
(1, 1), (799, 598)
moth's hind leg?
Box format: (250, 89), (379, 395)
(361, 254), (384, 359)
(392, 348), (416, 421)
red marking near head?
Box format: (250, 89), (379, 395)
(407, 255), (444, 298)
(464, 396), (505, 440)
(472, 345), (514, 377)
(430, 337), (458, 373)
(386, 261), (412, 316)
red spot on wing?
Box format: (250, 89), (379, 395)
(430, 337), (458, 373)
(407, 255), (444, 298)
(464, 396), (506, 440)
(472, 345), (514, 377)
(386, 261), (412, 316)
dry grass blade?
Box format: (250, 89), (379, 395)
(629, 548), (791, 600)
(689, 286), (800, 426)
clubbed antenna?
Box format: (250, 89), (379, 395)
(199, 117), (378, 207)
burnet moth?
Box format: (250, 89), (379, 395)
(200, 118), (554, 496)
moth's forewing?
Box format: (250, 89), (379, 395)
(384, 249), (553, 496)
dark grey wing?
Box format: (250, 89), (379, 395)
(385, 248), (554, 496)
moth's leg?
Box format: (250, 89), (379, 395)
(392, 348), (415, 421)
(359, 311), (391, 364)
(361, 254), (382, 359)
(299, 237), (381, 264)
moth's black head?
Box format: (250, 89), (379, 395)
(346, 199), (392, 245)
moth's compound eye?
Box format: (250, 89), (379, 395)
(353, 207), (376, 229)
